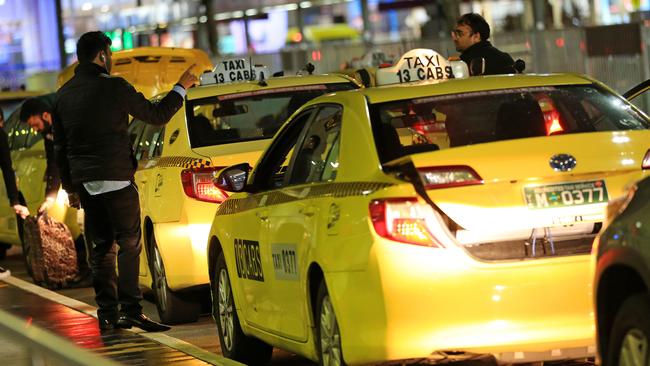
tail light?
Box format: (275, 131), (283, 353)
(418, 166), (483, 189)
(369, 198), (444, 247)
(181, 167), (228, 203)
(643, 149), (650, 169)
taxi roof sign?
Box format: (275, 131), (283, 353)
(200, 58), (269, 86)
(375, 48), (469, 86)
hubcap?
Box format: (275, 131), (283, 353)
(218, 268), (235, 351)
(320, 295), (342, 366)
(619, 328), (649, 366)
(152, 246), (168, 313)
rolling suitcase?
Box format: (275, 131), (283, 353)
(23, 213), (79, 288)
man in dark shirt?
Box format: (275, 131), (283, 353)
(0, 107), (29, 263)
(20, 95), (62, 214)
(0, 107), (29, 218)
(452, 13), (515, 75)
(53, 31), (197, 332)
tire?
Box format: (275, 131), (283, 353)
(606, 293), (650, 366)
(316, 281), (346, 366)
(212, 252), (272, 365)
(149, 234), (201, 324)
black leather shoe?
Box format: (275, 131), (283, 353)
(117, 313), (171, 332)
(98, 317), (116, 331)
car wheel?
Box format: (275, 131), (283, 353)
(317, 281), (345, 366)
(212, 252), (272, 365)
(149, 234), (201, 324)
(607, 293), (650, 366)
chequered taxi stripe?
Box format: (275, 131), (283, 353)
(216, 181), (393, 216)
(152, 156), (212, 169)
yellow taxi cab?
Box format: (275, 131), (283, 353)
(131, 59), (360, 324)
(206, 49), (650, 365)
(0, 90), (45, 258)
(0, 48), (211, 270)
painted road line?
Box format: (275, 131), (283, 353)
(2, 276), (242, 366)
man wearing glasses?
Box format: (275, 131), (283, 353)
(451, 13), (515, 75)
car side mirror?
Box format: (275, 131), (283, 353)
(469, 57), (486, 76)
(213, 163), (251, 192)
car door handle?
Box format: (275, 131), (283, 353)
(300, 206), (317, 217)
(256, 210), (269, 221)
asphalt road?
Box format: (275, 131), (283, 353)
(0, 245), (312, 366)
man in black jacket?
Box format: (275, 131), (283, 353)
(53, 31), (197, 332)
(21, 95), (95, 285)
(20, 95), (63, 214)
(452, 13), (515, 75)
(0, 107), (29, 219)
(0, 107), (29, 262)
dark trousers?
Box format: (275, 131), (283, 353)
(79, 183), (142, 320)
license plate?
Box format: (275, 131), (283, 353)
(524, 180), (608, 209)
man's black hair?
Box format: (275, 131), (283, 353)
(20, 97), (51, 122)
(457, 13), (490, 41)
(0, 107), (4, 122)
(76, 31), (112, 63)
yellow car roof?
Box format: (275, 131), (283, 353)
(0, 90), (44, 101)
(57, 47), (213, 98)
(361, 73), (594, 104)
(187, 73), (359, 100)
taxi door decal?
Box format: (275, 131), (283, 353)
(326, 202), (340, 235)
(234, 238), (264, 281)
(154, 173), (163, 196)
(271, 244), (299, 281)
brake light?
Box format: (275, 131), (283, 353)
(536, 95), (564, 135)
(643, 150), (650, 169)
(412, 120), (445, 135)
(181, 167), (229, 203)
(369, 198), (444, 247)
(418, 166), (483, 189)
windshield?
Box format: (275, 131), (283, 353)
(370, 85), (649, 163)
(186, 82), (356, 148)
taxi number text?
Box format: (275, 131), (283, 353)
(214, 59), (257, 84)
(271, 244), (298, 281)
(396, 66), (454, 83)
(524, 180), (608, 209)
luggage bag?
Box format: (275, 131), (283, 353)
(23, 213), (79, 288)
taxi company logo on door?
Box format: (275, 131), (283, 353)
(234, 239), (264, 281)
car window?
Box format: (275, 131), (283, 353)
(0, 99), (25, 120)
(8, 118), (34, 151)
(370, 85), (650, 163)
(185, 82), (356, 148)
(128, 119), (146, 154)
(625, 80), (650, 115)
(251, 110), (316, 191)
(134, 123), (164, 161)
(287, 105), (342, 185)
(4, 109), (22, 150)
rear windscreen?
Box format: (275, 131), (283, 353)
(186, 82), (356, 147)
(370, 85), (649, 163)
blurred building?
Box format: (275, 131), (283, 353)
(0, 0), (61, 90)
(2, 0), (650, 88)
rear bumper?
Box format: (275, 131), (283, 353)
(326, 239), (595, 364)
